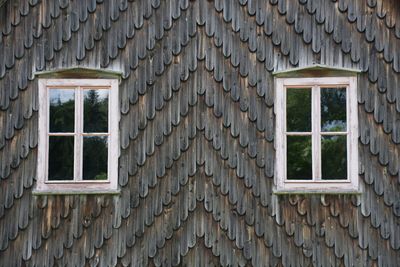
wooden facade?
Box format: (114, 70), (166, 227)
(0, 0), (400, 266)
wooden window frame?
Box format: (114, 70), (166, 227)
(275, 77), (359, 194)
(34, 79), (120, 194)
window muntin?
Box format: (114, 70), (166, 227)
(36, 79), (119, 194)
(275, 77), (358, 192)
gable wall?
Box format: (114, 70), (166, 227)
(0, 0), (399, 266)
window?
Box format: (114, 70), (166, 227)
(275, 77), (358, 193)
(35, 79), (119, 194)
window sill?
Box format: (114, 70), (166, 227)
(273, 188), (362, 195)
(32, 188), (121, 195)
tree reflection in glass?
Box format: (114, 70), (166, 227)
(48, 136), (74, 180)
(84, 89), (109, 133)
(321, 88), (346, 132)
(287, 88), (311, 132)
(287, 136), (312, 180)
(49, 89), (75, 133)
(321, 135), (347, 179)
(83, 136), (108, 180)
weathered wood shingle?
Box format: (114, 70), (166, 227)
(1, 0), (400, 266)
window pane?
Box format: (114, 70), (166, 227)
(48, 136), (74, 180)
(49, 89), (75, 132)
(287, 136), (312, 180)
(321, 135), (347, 180)
(84, 89), (109, 133)
(287, 88), (311, 132)
(83, 136), (108, 180)
(321, 88), (346, 132)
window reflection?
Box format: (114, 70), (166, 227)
(321, 88), (346, 132)
(84, 89), (109, 133)
(48, 136), (74, 180)
(83, 136), (108, 180)
(321, 135), (347, 179)
(287, 136), (312, 180)
(287, 88), (311, 132)
(49, 89), (75, 133)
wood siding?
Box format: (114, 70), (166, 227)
(0, 0), (400, 266)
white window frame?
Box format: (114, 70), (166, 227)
(275, 77), (358, 193)
(35, 79), (120, 194)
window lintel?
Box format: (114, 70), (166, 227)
(34, 67), (123, 80)
(272, 64), (361, 78)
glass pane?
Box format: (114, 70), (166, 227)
(48, 136), (74, 180)
(49, 89), (75, 133)
(287, 136), (312, 180)
(287, 88), (311, 132)
(321, 88), (346, 132)
(83, 136), (108, 180)
(321, 135), (347, 180)
(84, 89), (109, 133)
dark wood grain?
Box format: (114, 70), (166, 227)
(0, 0), (399, 266)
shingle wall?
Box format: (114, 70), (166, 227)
(0, 0), (399, 266)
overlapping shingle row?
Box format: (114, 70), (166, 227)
(0, 0), (399, 266)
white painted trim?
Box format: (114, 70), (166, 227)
(348, 77), (359, 189)
(319, 132), (347, 135)
(281, 77), (351, 86)
(81, 133), (110, 136)
(37, 79), (47, 192)
(285, 132), (313, 135)
(45, 79), (114, 87)
(275, 78), (284, 189)
(108, 79), (120, 191)
(284, 179), (352, 183)
(75, 86), (82, 181)
(275, 76), (359, 193)
(48, 133), (76, 136)
(36, 79), (119, 194)
(273, 188), (361, 195)
(312, 85), (320, 180)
